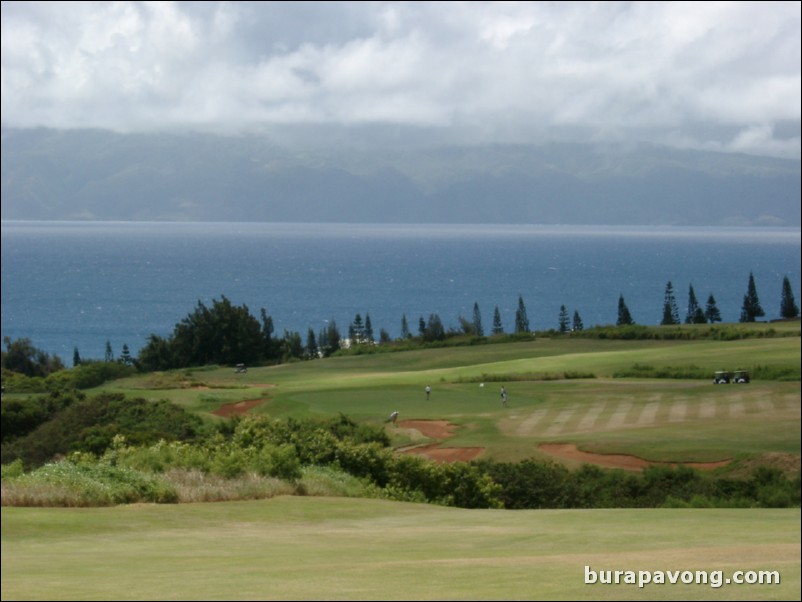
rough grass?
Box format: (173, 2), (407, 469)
(1, 498), (799, 601)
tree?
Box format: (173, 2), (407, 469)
(780, 275), (800, 319)
(705, 293), (722, 323)
(319, 320), (341, 357)
(400, 314), (411, 339)
(558, 305), (570, 334)
(514, 295), (530, 333)
(424, 313), (446, 342)
(73, 347), (82, 368)
(661, 281), (679, 325)
(472, 302), (484, 337)
(144, 295), (265, 368)
(685, 284), (706, 324)
(2, 337), (64, 377)
(104, 340), (115, 363)
(119, 344), (133, 366)
(572, 310), (584, 332)
(305, 328), (318, 359)
(492, 306), (504, 335)
(260, 308), (279, 360)
(617, 295), (634, 326)
(739, 272), (765, 322)
(364, 313), (374, 343)
(281, 330), (304, 362)
(418, 316), (427, 338)
(350, 313), (365, 344)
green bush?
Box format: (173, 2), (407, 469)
(10, 461), (178, 506)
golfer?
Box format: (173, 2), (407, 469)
(500, 385), (508, 407)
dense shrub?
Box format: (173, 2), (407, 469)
(3, 460), (178, 506)
(1, 393), (203, 468)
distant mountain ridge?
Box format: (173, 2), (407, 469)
(2, 127), (799, 226)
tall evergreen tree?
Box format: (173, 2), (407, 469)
(617, 294), (634, 326)
(492, 306), (504, 335)
(73, 347), (82, 368)
(350, 313), (365, 343)
(661, 281), (680, 325)
(739, 272), (765, 322)
(364, 313), (374, 343)
(425, 313), (445, 342)
(320, 320), (341, 357)
(105, 340), (115, 362)
(305, 328), (318, 359)
(558, 305), (570, 333)
(120, 344), (133, 366)
(780, 275), (800, 319)
(572, 310), (584, 332)
(514, 295), (530, 333)
(705, 293), (722, 323)
(418, 316), (427, 338)
(400, 314), (411, 339)
(685, 284), (707, 324)
(472, 302), (484, 337)
(260, 308), (279, 360)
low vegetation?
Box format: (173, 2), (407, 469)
(2, 318), (799, 510)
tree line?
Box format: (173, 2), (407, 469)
(1, 273), (798, 376)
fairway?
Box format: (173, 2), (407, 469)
(1, 498), (799, 601)
(92, 332), (801, 469)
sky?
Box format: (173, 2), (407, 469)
(1, 1), (800, 159)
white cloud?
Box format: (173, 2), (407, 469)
(1, 1), (799, 158)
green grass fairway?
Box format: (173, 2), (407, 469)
(93, 333), (801, 467)
(2, 498), (799, 601)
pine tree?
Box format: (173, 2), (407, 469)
(739, 272), (765, 322)
(558, 305), (570, 333)
(472, 302), (484, 337)
(365, 313), (374, 343)
(418, 316), (427, 338)
(617, 294), (634, 326)
(514, 295), (529, 333)
(661, 281), (680, 325)
(305, 328), (318, 359)
(492, 306), (504, 335)
(705, 293), (722, 323)
(350, 313), (365, 343)
(120, 344), (132, 366)
(401, 314), (411, 339)
(572, 310), (584, 331)
(425, 313), (445, 341)
(105, 340), (114, 363)
(73, 347), (82, 367)
(780, 275), (800, 319)
(685, 285), (706, 324)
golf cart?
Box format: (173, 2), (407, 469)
(733, 370), (750, 384)
(713, 371), (731, 384)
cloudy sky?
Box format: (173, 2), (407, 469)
(1, 1), (800, 158)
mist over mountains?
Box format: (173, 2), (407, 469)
(2, 127), (799, 226)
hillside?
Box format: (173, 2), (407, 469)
(2, 127), (800, 226)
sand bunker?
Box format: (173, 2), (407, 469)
(212, 398), (265, 418)
(539, 443), (731, 471)
(396, 420), (485, 463)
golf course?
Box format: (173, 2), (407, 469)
(2, 321), (800, 600)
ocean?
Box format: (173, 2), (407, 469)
(1, 221), (800, 363)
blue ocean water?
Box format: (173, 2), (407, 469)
(1, 221), (800, 362)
